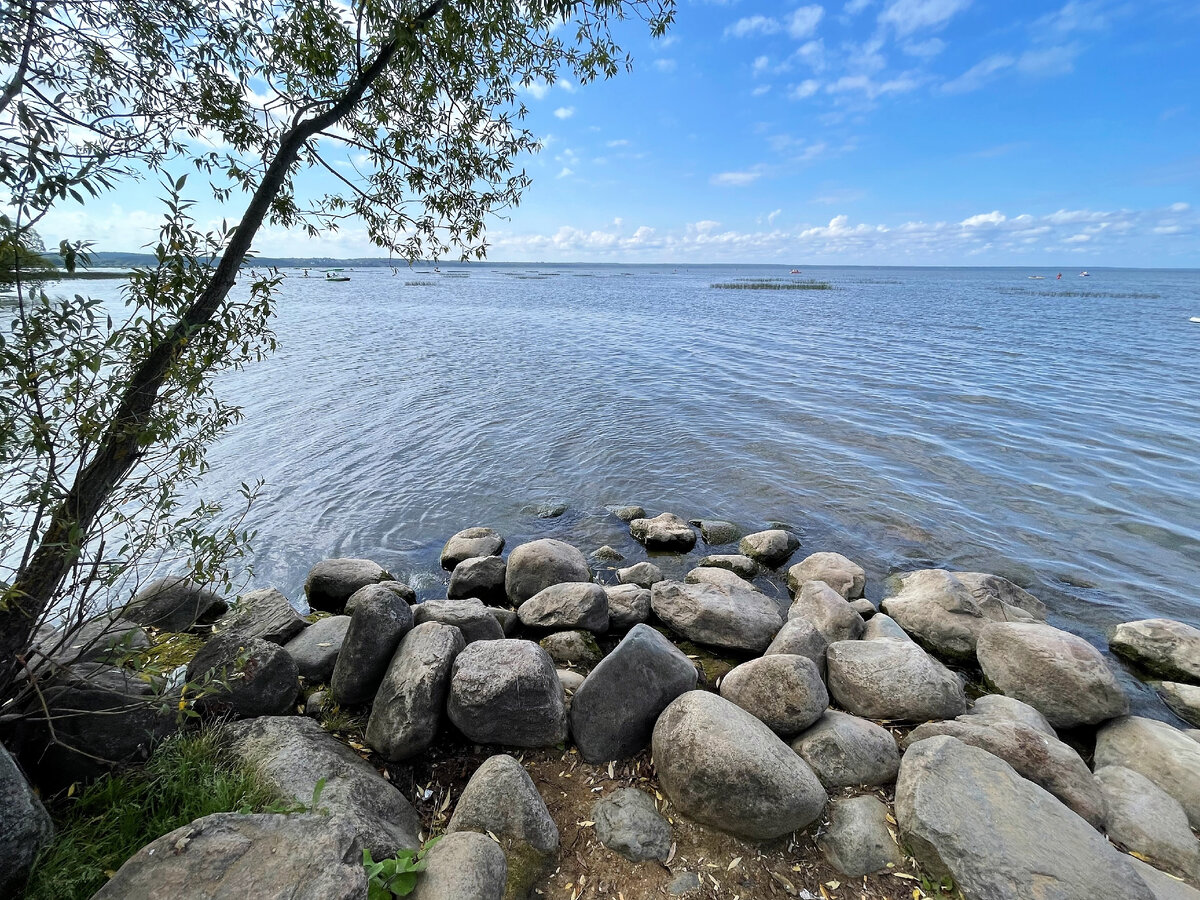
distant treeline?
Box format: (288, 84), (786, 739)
(87, 252), (448, 269)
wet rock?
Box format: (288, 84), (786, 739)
(505, 539), (591, 606)
(448, 556), (508, 605)
(651, 577), (783, 653)
(787, 552), (866, 599)
(304, 558), (392, 613)
(1159, 681), (1200, 727)
(593, 545), (624, 562)
(330, 584), (414, 705)
(365, 622), (465, 762)
(896, 736), (1151, 900)
(517, 582), (609, 632)
(818, 795), (905, 877)
(593, 787), (671, 862)
(122, 575), (227, 631)
(652, 690), (827, 840)
(862, 613), (913, 642)
(790, 710), (901, 789)
(414, 596), (505, 643)
(719, 654), (829, 737)
(613, 505), (647, 522)
(976, 622), (1129, 729)
(630, 513), (696, 551)
(410, 831), (507, 900)
(697, 553), (759, 579)
(216, 587), (307, 645)
(284, 615), (350, 682)
(954, 572), (1047, 621)
(535, 501), (568, 518)
(1095, 716), (1200, 829)
(447, 640), (567, 747)
(1095, 765), (1200, 882)
(826, 639), (967, 723)
(1, 744), (53, 897)
(441, 527), (505, 571)
(605, 584), (651, 630)
(1111, 619), (1200, 684)
(789, 580), (865, 644)
(187, 632), (300, 719)
(570, 624), (697, 763)
(690, 519), (742, 545)
(764, 618), (828, 676)
(539, 630), (602, 668)
(617, 561), (664, 588)
(738, 529), (800, 568)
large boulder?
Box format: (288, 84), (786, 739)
(0, 744), (53, 898)
(329, 583), (414, 705)
(122, 575), (227, 631)
(651, 576), (783, 653)
(504, 539), (591, 606)
(448, 556), (508, 605)
(34, 615), (149, 667)
(976, 622), (1129, 729)
(818, 795), (905, 877)
(592, 787), (672, 863)
(216, 587), (307, 644)
(1095, 765), (1200, 882)
(965, 694), (1056, 735)
(953, 572), (1047, 621)
(304, 558), (391, 613)
(365, 622), (465, 762)
(1110, 619), (1200, 684)
(517, 582), (609, 632)
(569, 624), (698, 763)
(651, 690), (827, 840)
(790, 710), (900, 789)
(410, 831), (507, 900)
(441, 527), (505, 571)
(738, 529), (800, 568)
(788, 580), (865, 644)
(826, 639), (967, 723)
(187, 632), (300, 719)
(629, 513), (696, 551)
(1129, 858), (1200, 900)
(447, 640), (567, 747)
(1095, 716), (1200, 829)
(604, 584), (651, 629)
(283, 615), (350, 682)
(225, 715), (421, 856)
(718, 654), (828, 737)
(787, 552), (865, 599)
(1159, 682), (1200, 727)
(413, 597), (505, 643)
(617, 561), (664, 588)
(862, 613), (912, 642)
(697, 554), (759, 579)
(763, 618), (828, 675)
(896, 735), (1152, 900)
(92, 812), (366, 899)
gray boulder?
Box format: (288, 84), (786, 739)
(965, 694), (1056, 736)
(216, 587), (307, 644)
(1128, 857), (1200, 900)
(787, 552), (866, 599)
(187, 631), (300, 719)
(849, 598), (877, 618)
(605, 584), (651, 630)
(612, 505), (647, 522)
(764, 618), (828, 676)
(570, 624), (697, 763)
(862, 613), (912, 642)
(629, 513), (696, 551)
(651, 577), (782, 653)
(447, 639), (567, 747)
(517, 582), (609, 632)
(1095, 716), (1200, 829)
(489, 606), (519, 636)
(976, 622), (1129, 729)
(738, 529), (800, 568)
(691, 519), (741, 545)
(504, 539), (591, 606)
(92, 813), (366, 900)
(684, 565), (752, 588)
(593, 545), (624, 562)
(539, 631), (602, 668)
(448, 555), (508, 605)
(35, 615), (149, 666)
(122, 575), (227, 631)
(818, 795), (905, 877)
(617, 561), (664, 588)
(330, 583), (414, 705)
(826, 639), (967, 723)
(365, 622), (465, 762)
(441, 527), (505, 571)
(954, 572), (1048, 620)
(414, 596), (505, 643)
(652, 690), (827, 840)
(790, 710), (900, 789)
(224, 715), (421, 856)
(1111, 619), (1200, 684)
(593, 787), (671, 862)
(284, 615), (350, 682)
(1159, 681), (1200, 727)
(1, 744), (53, 898)
(719, 654), (828, 737)
(410, 831), (506, 900)
(1095, 765), (1200, 882)
(896, 736), (1152, 900)
(697, 554), (759, 579)
(304, 558), (391, 613)
(789, 580), (865, 644)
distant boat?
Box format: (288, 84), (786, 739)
(789, 268), (802, 274)
(324, 271), (350, 282)
(1079, 271), (1090, 277)
(1028, 275), (1045, 279)
(1190, 317), (1200, 324)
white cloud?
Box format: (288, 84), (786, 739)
(523, 81), (550, 100)
(553, 106), (575, 119)
(606, 139), (630, 148)
(556, 167), (574, 178)
(903, 37), (946, 57)
(787, 5), (826, 39)
(711, 166), (767, 186)
(725, 15), (780, 38)
(941, 54), (1014, 93)
(691, 220), (722, 234)
(961, 210), (1006, 227)
(752, 84), (772, 96)
(1017, 44), (1079, 77)
(753, 55), (771, 75)
(844, 0), (873, 13)
(1036, 1), (1113, 35)
(654, 58), (677, 73)
(790, 79), (822, 99)
(879, 0), (971, 36)
(768, 208), (783, 224)
(827, 73), (922, 99)
(793, 39), (827, 71)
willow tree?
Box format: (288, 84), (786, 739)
(0, 0), (673, 704)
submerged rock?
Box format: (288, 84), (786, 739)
(738, 529), (800, 568)
(612, 505), (647, 522)
(690, 519), (741, 545)
(697, 553), (759, 579)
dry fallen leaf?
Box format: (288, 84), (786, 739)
(728, 857), (742, 870)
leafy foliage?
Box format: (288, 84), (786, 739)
(363, 839), (440, 899)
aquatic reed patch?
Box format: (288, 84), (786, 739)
(404, 281), (438, 286)
(711, 278), (832, 290)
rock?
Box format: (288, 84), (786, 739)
(517, 582), (609, 632)
(535, 501), (568, 518)
(1111, 619), (1200, 684)
(976, 622), (1129, 729)
(849, 598), (876, 618)
(410, 831), (507, 900)
(787, 552), (866, 599)
(652, 690), (827, 840)
(414, 596), (505, 643)
(225, 715), (421, 855)
(489, 606), (519, 636)
(447, 640), (567, 747)
(696, 554), (759, 579)
(617, 561), (663, 588)
(684, 565), (752, 588)
(122, 575), (227, 631)
(539, 631), (602, 668)
(448, 556), (508, 605)
(719, 654), (828, 737)
(441, 527), (505, 571)
(904, 716), (1105, 828)
(818, 795), (905, 877)
(92, 812), (366, 899)
(504, 539), (591, 606)
(365, 622), (465, 762)
(187, 632), (300, 719)
(216, 587), (307, 644)
(304, 558), (391, 613)
(593, 545), (624, 562)
(738, 529), (800, 568)
(826, 639), (967, 723)
(690, 519), (741, 545)
(667, 871), (703, 895)
(764, 618), (828, 676)
(1159, 682), (1200, 727)
(862, 613), (912, 642)
(557, 668), (585, 693)
(630, 513), (696, 551)
(604, 584), (651, 629)
(612, 505), (646, 522)
(954, 572), (1048, 621)
(35, 615), (149, 666)
(284, 615), (350, 682)
(651, 578), (783, 653)
(1095, 765), (1200, 881)
(965, 694), (1056, 736)
(330, 584), (414, 705)
(375, 579), (417, 604)
(304, 690), (328, 717)
(896, 736), (1151, 900)
(789, 580), (865, 644)
(0, 744), (53, 897)
(1128, 857), (1200, 900)
(790, 710), (900, 789)
(569, 624), (697, 763)
(592, 787), (671, 862)
(1095, 716), (1200, 829)
(447, 755), (558, 900)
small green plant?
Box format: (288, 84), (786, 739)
(363, 838), (439, 899)
(245, 776), (328, 816)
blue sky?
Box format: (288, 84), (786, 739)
(42, 0), (1200, 265)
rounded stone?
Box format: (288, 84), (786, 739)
(605, 584), (651, 630)
(592, 787), (672, 862)
(409, 831), (507, 900)
(304, 558), (391, 613)
(187, 632), (300, 719)
(330, 584), (414, 705)
(504, 539), (591, 606)
(447, 640), (567, 747)
(517, 582), (609, 632)
(413, 597), (505, 644)
(1110, 619), (1200, 684)
(617, 561), (664, 588)
(719, 654), (829, 737)
(283, 615), (350, 683)
(826, 639), (967, 723)
(738, 529), (800, 568)
(539, 631), (602, 668)
(789, 580), (865, 644)
(790, 710), (901, 789)
(441, 527), (505, 571)
(629, 513), (696, 551)
(787, 552), (866, 600)
(447, 556), (508, 605)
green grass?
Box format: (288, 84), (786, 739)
(25, 728), (281, 900)
(711, 279), (832, 290)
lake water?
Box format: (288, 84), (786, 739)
(46, 264), (1200, 700)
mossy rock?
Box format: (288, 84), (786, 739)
(132, 631), (207, 671)
(674, 639), (738, 688)
(501, 840), (553, 900)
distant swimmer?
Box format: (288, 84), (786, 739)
(1057, 273), (1062, 280)
(303, 268), (309, 277)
